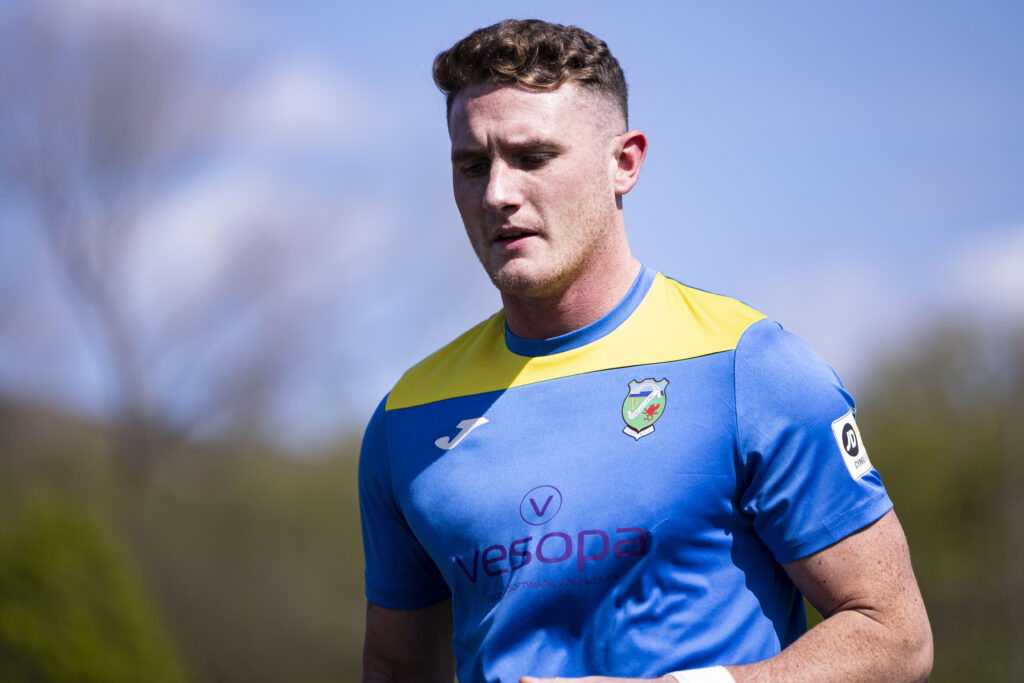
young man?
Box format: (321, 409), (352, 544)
(359, 19), (932, 683)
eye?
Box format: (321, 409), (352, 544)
(460, 160), (489, 177)
(519, 154), (551, 168)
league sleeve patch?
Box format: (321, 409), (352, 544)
(830, 410), (872, 480)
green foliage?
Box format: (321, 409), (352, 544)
(0, 401), (366, 683)
(859, 323), (1024, 681)
(128, 445), (366, 683)
(0, 495), (186, 683)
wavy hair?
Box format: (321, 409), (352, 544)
(433, 19), (628, 124)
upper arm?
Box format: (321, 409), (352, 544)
(784, 510), (933, 668)
(360, 400), (455, 682)
(359, 399), (451, 608)
(784, 510), (923, 619)
(363, 599), (455, 683)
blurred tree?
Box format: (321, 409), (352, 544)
(0, 495), (186, 682)
(127, 443), (366, 683)
(859, 323), (1024, 681)
(0, 3), (205, 462)
(0, 2), (329, 464)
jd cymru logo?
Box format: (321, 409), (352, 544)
(622, 378), (668, 440)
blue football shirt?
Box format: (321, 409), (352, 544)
(359, 265), (891, 683)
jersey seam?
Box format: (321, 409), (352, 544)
(731, 320), (757, 493)
(371, 401), (452, 607)
(385, 349), (739, 413)
(380, 402), (405, 528)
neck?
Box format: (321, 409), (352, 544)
(502, 252), (642, 340)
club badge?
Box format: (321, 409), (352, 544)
(622, 378), (668, 440)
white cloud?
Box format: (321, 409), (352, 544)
(128, 164), (393, 322)
(740, 258), (919, 388)
(947, 224), (1024, 316)
(131, 171), (262, 303)
(725, 222), (1024, 389)
(230, 58), (366, 154)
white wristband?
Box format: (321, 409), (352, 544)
(667, 665), (735, 683)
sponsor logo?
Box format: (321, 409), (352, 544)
(622, 378), (668, 440)
(453, 527), (648, 582)
(831, 409), (872, 480)
(435, 417), (489, 451)
(452, 485), (649, 591)
(519, 485), (562, 526)
(841, 423), (859, 457)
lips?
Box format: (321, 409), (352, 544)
(493, 227), (539, 243)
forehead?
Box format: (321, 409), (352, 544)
(448, 82), (604, 145)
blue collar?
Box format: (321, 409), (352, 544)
(504, 265), (656, 357)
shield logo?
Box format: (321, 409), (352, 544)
(622, 378), (668, 440)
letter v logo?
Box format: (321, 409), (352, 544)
(530, 496), (553, 516)
(435, 417), (489, 451)
(520, 485), (562, 525)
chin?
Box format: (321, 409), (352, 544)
(489, 268), (563, 298)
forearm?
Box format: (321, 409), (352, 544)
(726, 603), (932, 683)
(362, 600), (455, 683)
(718, 510), (932, 683)
(521, 606), (931, 683)
(362, 672), (401, 683)
(523, 605), (932, 683)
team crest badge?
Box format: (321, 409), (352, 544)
(622, 378), (668, 440)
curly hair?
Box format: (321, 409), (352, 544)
(433, 19), (628, 125)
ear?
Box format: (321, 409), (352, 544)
(612, 130), (648, 195)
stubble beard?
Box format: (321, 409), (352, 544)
(479, 192), (614, 299)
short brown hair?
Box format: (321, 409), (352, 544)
(433, 19), (628, 125)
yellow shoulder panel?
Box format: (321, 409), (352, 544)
(386, 274), (765, 411)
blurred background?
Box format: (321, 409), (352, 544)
(0, 0), (1021, 680)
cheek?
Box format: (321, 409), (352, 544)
(550, 155), (609, 198)
(528, 173), (572, 211)
(452, 183), (479, 218)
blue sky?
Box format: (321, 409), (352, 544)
(2, 0), (1022, 445)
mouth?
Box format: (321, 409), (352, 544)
(493, 227), (539, 244)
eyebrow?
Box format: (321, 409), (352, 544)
(450, 147), (485, 163)
(451, 138), (566, 162)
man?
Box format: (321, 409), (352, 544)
(359, 18), (932, 683)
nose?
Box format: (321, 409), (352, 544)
(482, 160), (521, 213)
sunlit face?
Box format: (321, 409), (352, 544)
(449, 82), (623, 297)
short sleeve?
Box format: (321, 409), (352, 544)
(734, 319), (892, 564)
(358, 396), (451, 608)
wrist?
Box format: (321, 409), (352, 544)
(666, 665), (735, 683)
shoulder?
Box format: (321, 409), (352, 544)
(646, 280), (845, 405)
(386, 310), (507, 412)
(627, 274), (767, 361)
(729, 320), (891, 562)
(733, 318), (846, 406)
(654, 275), (765, 338)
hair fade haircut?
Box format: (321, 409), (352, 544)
(433, 19), (628, 125)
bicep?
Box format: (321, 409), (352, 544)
(784, 509), (928, 627)
(362, 599), (455, 683)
